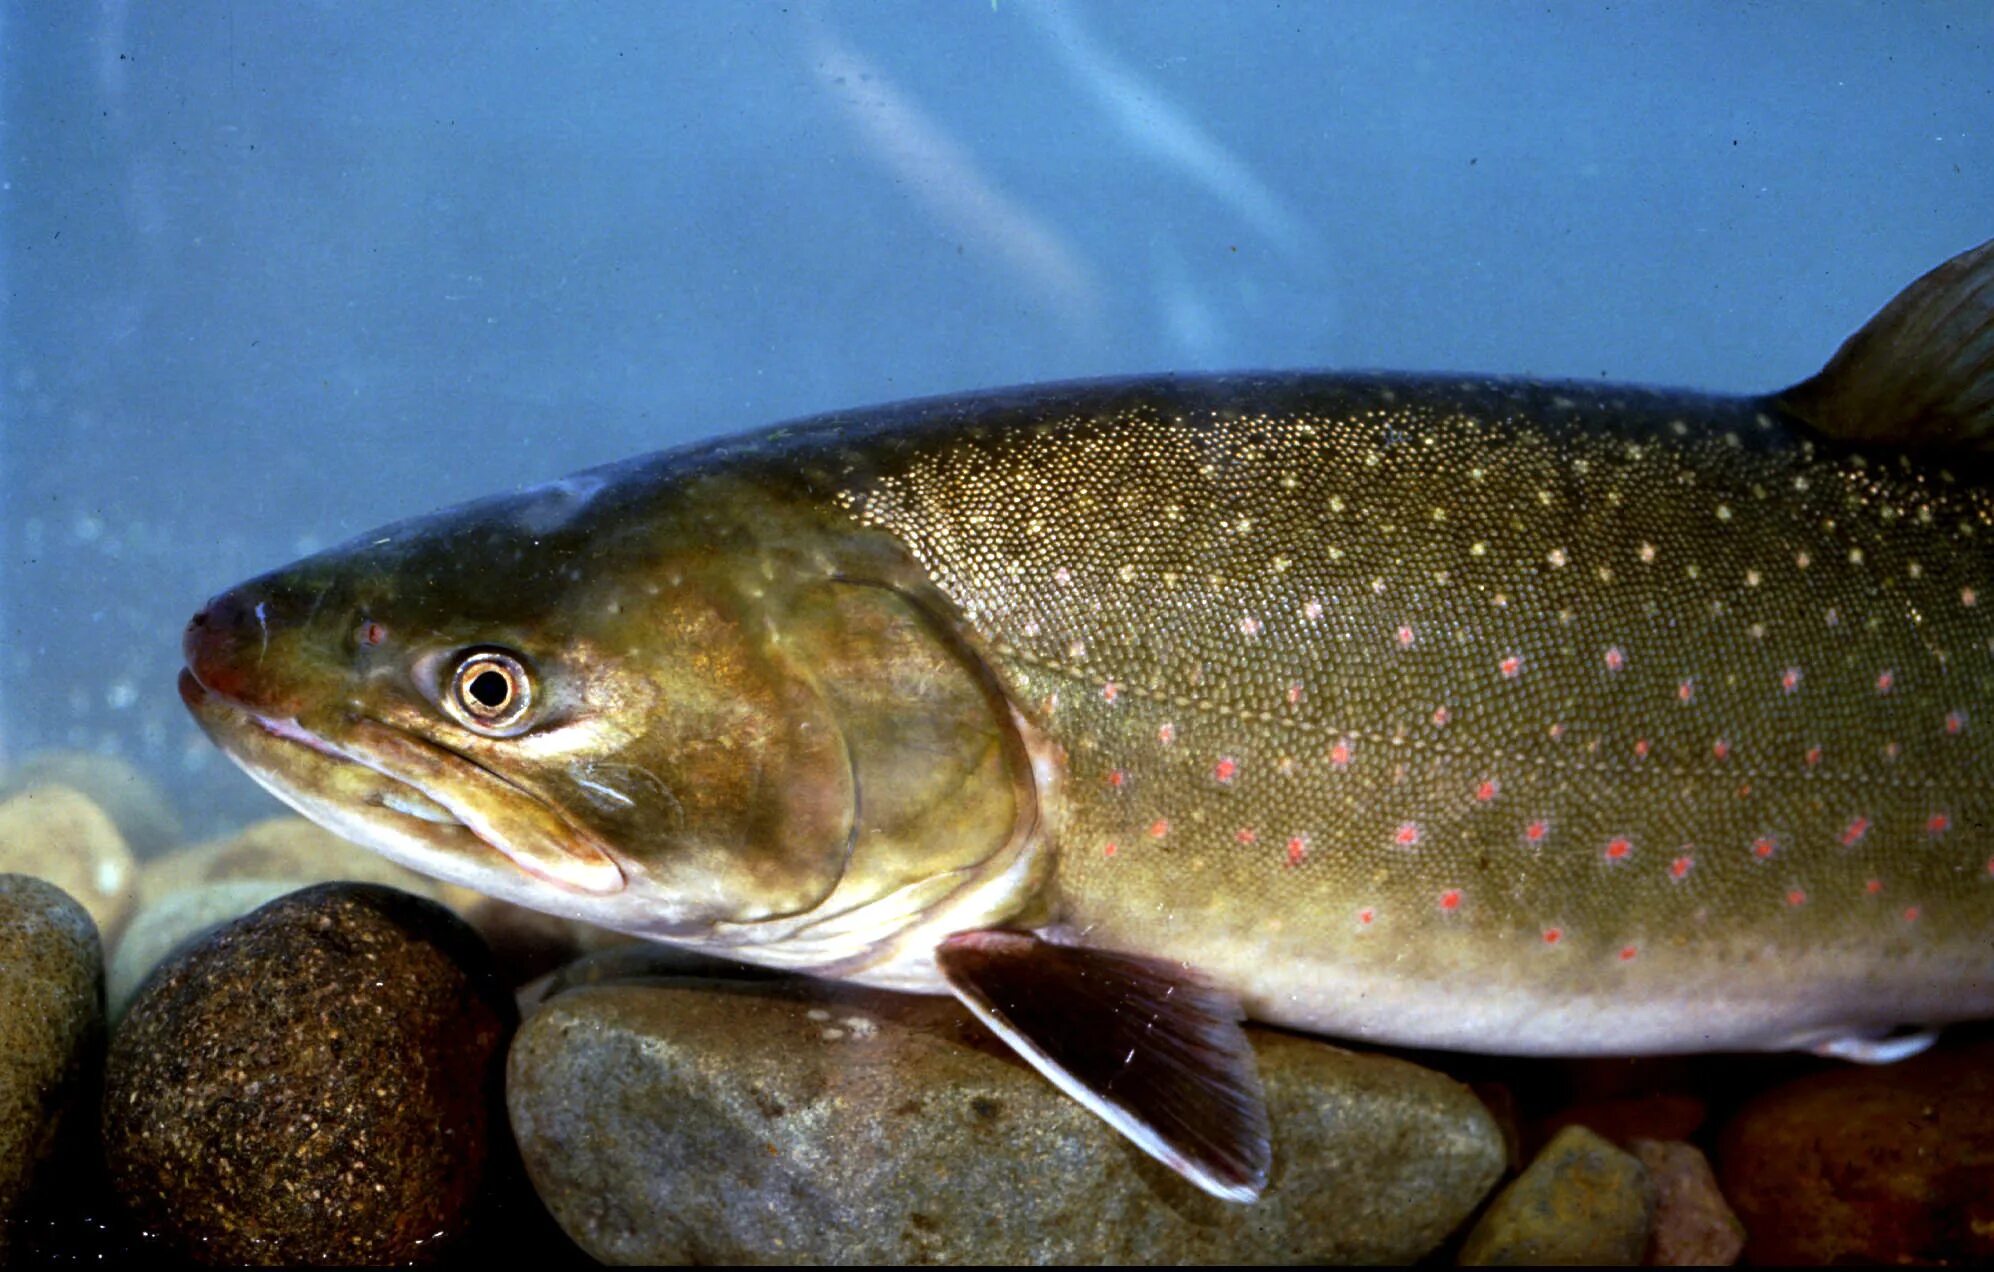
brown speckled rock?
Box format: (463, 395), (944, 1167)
(105, 880), (299, 1022)
(0, 875), (103, 1261)
(1719, 1041), (1994, 1266)
(102, 883), (515, 1265)
(0, 785), (136, 940)
(1457, 1124), (1655, 1266)
(508, 977), (1505, 1264)
(1631, 1139), (1743, 1266)
(1, 751), (181, 860)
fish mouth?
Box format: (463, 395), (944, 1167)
(179, 669), (625, 896)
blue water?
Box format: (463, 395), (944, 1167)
(4, 1), (1989, 834)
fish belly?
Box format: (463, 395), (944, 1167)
(840, 373), (1994, 1054)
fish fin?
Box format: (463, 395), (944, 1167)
(1776, 237), (1994, 451)
(935, 929), (1270, 1203)
(1810, 1027), (1942, 1065)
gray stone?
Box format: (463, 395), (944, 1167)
(0, 875), (103, 1262)
(1457, 1123), (1655, 1266)
(105, 879), (298, 1022)
(509, 977), (1505, 1264)
(103, 883), (516, 1265)
(1630, 1139), (1743, 1266)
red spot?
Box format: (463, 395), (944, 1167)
(1213, 756), (1239, 784)
(1396, 625), (1415, 648)
(1877, 669), (1895, 693)
(1805, 745), (1823, 767)
(1101, 681), (1120, 703)
(1711, 738), (1731, 760)
(1500, 655), (1522, 679)
(1148, 819), (1170, 839)
(1604, 646), (1626, 672)
(1883, 740), (1902, 761)
(1234, 827), (1257, 845)
(1678, 679), (1696, 704)
(1865, 878), (1884, 895)
(1431, 705), (1451, 727)
(1106, 769), (1128, 790)
(1903, 906), (1922, 923)
(1786, 888), (1808, 908)
(1548, 723), (1566, 741)
(357, 621), (387, 647)
(1618, 945), (1638, 962)
(1157, 722), (1176, 745)
(1753, 837), (1777, 860)
(1438, 889), (1462, 912)
(1633, 738), (1650, 759)
(1286, 835), (1308, 867)
(1356, 906), (1375, 926)
(1542, 927), (1563, 945)
(1103, 841), (1118, 858)
(1604, 837), (1632, 862)
(1781, 666), (1801, 693)
(1286, 682), (1304, 704)
(1669, 855), (1694, 880)
(1475, 778), (1499, 803)
(1394, 822), (1422, 847)
(1525, 820), (1548, 843)
(1929, 812), (1953, 836)
(1329, 739), (1353, 769)
(1840, 816), (1871, 847)
(1946, 710), (1968, 735)
(1736, 783), (1754, 799)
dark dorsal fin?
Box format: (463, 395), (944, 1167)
(1776, 237), (1994, 452)
(935, 929), (1271, 1202)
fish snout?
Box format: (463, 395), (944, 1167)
(184, 586), (302, 712)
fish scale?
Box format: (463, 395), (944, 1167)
(833, 373), (1994, 1046)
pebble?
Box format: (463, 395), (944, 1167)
(0, 785), (136, 941)
(508, 976), (1505, 1264)
(134, 815), (479, 912)
(102, 883), (515, 1264)
(1457, 1123), (1656, 1266)
(0, 875), (103, 1262)
(1, 750), (181, 860)
(1631, 1138), (1743, 1266)
(1719, 1040), (1994, 1265)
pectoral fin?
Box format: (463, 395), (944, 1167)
(935, 929), (1271, 1202)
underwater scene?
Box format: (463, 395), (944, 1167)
(4, 1), (1993, 1264)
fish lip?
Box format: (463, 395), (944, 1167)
(182, 667), (626, 896)
(181, 667), (468, 832)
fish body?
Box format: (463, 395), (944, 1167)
(181, 239), (1994, 1198)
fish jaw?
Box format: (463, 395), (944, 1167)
(178, 669), (647, 922)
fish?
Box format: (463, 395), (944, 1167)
(182, 238), (1994, 1202)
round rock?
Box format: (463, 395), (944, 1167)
(103, 882), (515, 1265)
(1, 751), (181, 860)
(509, 977), (1505, 1264)
(1719, 1041), (1994, 1265)
(1457, 1123), (1656, 1266)
(0, 875), (103, 1261)
(0, 785), (136, 940)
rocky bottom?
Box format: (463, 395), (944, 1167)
(2, 762), (1992, 1265)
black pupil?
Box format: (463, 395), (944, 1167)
(466, 668), (512, 711)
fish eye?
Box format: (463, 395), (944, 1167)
(445, 648), (535, 734)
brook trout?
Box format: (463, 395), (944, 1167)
(183, 239), (1994, 1199)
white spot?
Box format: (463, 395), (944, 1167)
(95, 857), (126, 895)
(1547, 548), (1568, 569)
(806, 1008), (832, 1022)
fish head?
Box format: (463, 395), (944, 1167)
(179, 469), (871, 937)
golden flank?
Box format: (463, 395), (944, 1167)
(185, 239), (1994, 1199)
